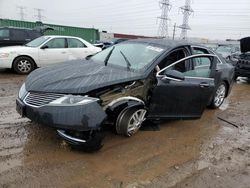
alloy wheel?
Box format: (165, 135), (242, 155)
(17, 60), (32, 73)
(127, 109), (147, 136)
(214, 84), (226, 107)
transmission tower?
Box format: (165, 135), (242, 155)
(34, 8), (45, 22)
(157, 0), (171, 38)
(178, 0), (193, 40)
(17, 6), (26, 21)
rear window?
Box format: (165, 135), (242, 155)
(0, 29), (10, 38)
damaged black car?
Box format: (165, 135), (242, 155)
(16, 39), (234, 151)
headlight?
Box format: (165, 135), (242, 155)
(0, 53), (9, 58)
(49, 95), (99, 106)
(18, 83), (27, 99)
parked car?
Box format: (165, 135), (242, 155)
(0, 35), (101, 74)
(93, 41), (113, 50)
(0, 27), (46, 47)
(93, 38), (128, 50)
(215, 44), (240, 59)
(228, 37), (250, 79)
(16, 39), (234, 151)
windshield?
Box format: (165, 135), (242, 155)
(91, 42), (164, 71)
(26, 36), (50, 47)
(0, 29), (9, 38)
(216, 46), (232, 53)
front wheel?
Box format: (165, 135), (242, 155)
(13, 56), (35, 74)
(210, 82), (227, 109)
(116, 107), (147, 137)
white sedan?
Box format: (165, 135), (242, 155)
(0, 35), (102, 74)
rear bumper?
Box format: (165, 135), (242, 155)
(16, 98), (107, 131)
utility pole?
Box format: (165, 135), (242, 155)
(178, 0), (193, 40)
(17, 6), (26, 21)
(172, 23), (176, 40)
(157, 0), (171, 38)
(34, 8), (45, 22)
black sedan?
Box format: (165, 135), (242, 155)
(16, 39), (235, 151)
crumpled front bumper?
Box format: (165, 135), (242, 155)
(16, 98), (107, 131)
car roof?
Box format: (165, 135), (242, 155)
(44, 35), (82, 39)
(127, 38), (191, 50)
(0, 26), (36, 31)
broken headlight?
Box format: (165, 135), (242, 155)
(49, 95), (99, 106)
(18, 83), (28, 99)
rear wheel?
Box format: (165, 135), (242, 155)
(116, 107), (147, 137)
(13, 56), (35, 74)
(210, 82), (227, 109)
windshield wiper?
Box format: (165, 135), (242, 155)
(104, 46), (115, 66)
(120, 50), (131, 70)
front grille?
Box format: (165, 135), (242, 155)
(24, 92), (64, 107)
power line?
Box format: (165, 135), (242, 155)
(178, 0), (194, 40)
(34, 8), (45, 22)
(17, 6), (26, 21)
(157, 0), (171, 37)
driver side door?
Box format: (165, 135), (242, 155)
(148, 54), (217, 119)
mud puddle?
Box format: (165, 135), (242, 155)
(0, 70), (250, 188)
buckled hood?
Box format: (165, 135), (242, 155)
(25, 60), (143, 94)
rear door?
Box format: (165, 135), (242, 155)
(148, 54), (218, 119)
(66, 38), (90, 60)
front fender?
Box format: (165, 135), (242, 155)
(104, 96), (145, 119)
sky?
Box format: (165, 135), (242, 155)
(0, 0), (249, 40)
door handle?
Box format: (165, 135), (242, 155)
(200, 82), (210, 88)
(61, 51), (67, 54)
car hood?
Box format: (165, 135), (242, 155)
(0, 45), (34, 52)
(240, 37), (250, 53)
(25, 60), (143, 94)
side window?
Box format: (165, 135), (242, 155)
(169, 56), (213, 78)
(158, 49), (187, 70)
(45, 38), (66, 48)
(0, 29), (10, 38)
(192, 47), (211, 67)
(67, 38), (86, 48)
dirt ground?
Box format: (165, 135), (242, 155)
(0, 68), (249, 188)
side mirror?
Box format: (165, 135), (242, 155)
(41, 45), (49, 49)
(164, 69), (185, 81)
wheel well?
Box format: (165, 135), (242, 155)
(105, 99), (145, 122)
(12, 55), (37, 69)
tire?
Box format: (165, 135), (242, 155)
(210, 82), (227, 109)
(57, 130), (104, 152)
(116, 106), (147, 137)
(13, 56), (35, 74)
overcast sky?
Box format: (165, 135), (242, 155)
(0, 0), (249, 40)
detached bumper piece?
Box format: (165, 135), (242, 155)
(57, 130), (104, 152)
